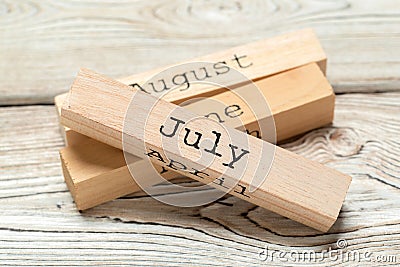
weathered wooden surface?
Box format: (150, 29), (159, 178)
(0, 0), (399, 265)
(1, 0), (399, 105)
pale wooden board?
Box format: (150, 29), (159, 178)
(1, 0), (400, 105)
(1, 0), (400, 264)
(0, 93), (399, 265)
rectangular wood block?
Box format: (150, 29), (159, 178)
(60, 68), (351, 232)
(55, 28), (328, 211)
(115, 28), (327, 104)
(57, 63), (334, 211)
(57, 63), (335, 211)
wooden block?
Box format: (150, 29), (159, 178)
(54, 94), (68, 143)
(57, 63), (334, 211)
(55, 27), (328, 211)
(113, 28), (327, 104)
(55, 28), (326, 143)
(60, 131), (183, 209)
(60, 68), (351, 232)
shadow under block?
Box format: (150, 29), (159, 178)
(60, 68), (351, 232)
(58, 63), (335, 211)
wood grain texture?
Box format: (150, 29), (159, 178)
(1, 0), (400, 105)
(1, 93), (399, 265)
(0, 0), (399, 265)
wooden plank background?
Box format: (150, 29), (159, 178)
(0, 0), (399, 265)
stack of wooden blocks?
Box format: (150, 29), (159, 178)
(55, 29), (352, 232)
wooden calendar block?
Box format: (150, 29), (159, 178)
(60, 68), (351, 232)
(57, 63), (334, 211)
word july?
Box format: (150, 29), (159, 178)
(130, 54), (253, 93)
(159, 116), (250, 169)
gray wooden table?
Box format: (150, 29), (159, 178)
(1, 0), (399, 266)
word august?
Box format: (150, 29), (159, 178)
(130, 54), (253, 93)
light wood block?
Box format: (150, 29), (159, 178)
(115, 28), (327, 104)
(60, 131), (182, 209)
(56, 28), (328, 211)
(57, 63), (334, 211)
(60, 68), (351, 232)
